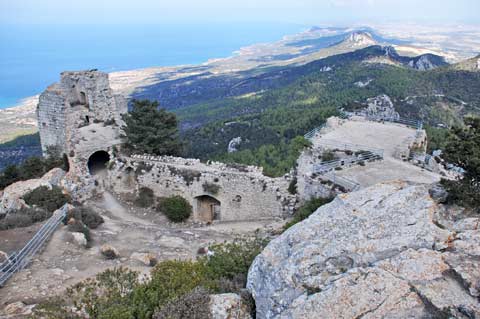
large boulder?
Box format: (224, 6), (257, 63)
(247, 181), (480, 318)
(0, 168), (66, 216)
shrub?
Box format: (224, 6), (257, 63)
(64, 206), (104, 229)
(134, 187), (155, 207)
(157, 196), (192, 222)
(34, 238), (267, 319)
(283, 197), (334, 230)
(67, 220), (92, 243)
(0, 207), (52, 230)
(321, 150), (336, 162)
(203, 237), (268, 288)
(132, 260), (210, 319)
(202, 182), (221, 195)
(153, 287), (211, 319)
(23, 186), (71, 212)
(288, 177), (297, 194)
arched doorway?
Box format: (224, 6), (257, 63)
(87, 150), (110, 175)
(194, 195), (221, 222)
(79, 91), (87, 105)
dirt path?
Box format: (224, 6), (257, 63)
(101, 191), (154, 226)
(0, 192), (281, 311)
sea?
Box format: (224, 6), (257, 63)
(0, 23), (305, 109)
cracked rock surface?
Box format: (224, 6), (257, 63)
(247, 181), (480, 319)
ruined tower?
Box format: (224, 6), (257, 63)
(37, 70), (127, 196)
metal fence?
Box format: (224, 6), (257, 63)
(0, 205), (68, 287)
(312, 139), (384, 174)
(364, 115), (423, 130)
(322, 171), (360, 192)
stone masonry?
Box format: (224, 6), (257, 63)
(107, 155), (297, 222)
(36, 70), (296, 221)
(37, 70), (127, 199)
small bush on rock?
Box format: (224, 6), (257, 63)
(202, 182), (221, 195)
(157, 196), (192, 222)
(64, 206), (104, 229)
(283, 197), (334, 230)
(204, 237), (268, 288)
(153, 287), (212, 319)
(67, 220), (92, 243)
(134, 187), (155, 208)
(23, 185), (71, 212)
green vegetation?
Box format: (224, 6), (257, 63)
(23, 185), (71, 212)
(0, 207), (52, 230)
(202, 182), (221, 195)
(175, 48), (479, 175)
(284, 197), (334, 230)
(134, 187), (156, 208)
(122, 100), (182, 156)
(64, 206), (104, 229)
(0, 147), (69, 190)
(33, 237), (265, 319)
(425, 125), (452, 153)
(157, 195), (192, 222)
(215, 136), (312, 177)
(441, 117), (480, 212)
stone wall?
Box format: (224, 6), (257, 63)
(37, 86), (67, 155)
(37, 70), (127, 200)
(106, 155), (297, 222)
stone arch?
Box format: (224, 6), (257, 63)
(87, 150), (110, 175)
(194, 195), (221, 222)
(79, 91), (87, 105)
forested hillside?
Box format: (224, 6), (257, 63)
(176, 46), (480, 175)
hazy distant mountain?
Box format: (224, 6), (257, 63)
(335, 31), (377, 48)
(450, 54), (480, 72)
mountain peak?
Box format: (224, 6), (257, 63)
(344, 31), (376, 47)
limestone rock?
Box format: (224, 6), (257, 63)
(70, 232), (88, 248)
(247, 181), (479, 319)
(0, 167), (66, 216)
(131, 252), (157, 266)
(4, 301), (34, 316)
(227, 137), (242, 153)
(100, 244), (119, 259)
(365, 94), (400, 120)
(428, 183), (448, 203)
(209, 293), (252, 319)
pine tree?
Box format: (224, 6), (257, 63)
(122, 100), (182, 156)
(441, 116), (480, 212)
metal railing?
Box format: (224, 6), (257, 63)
(322, 171), (360, 192)
(313, 151), (383, 174)
(364, 115), (423, 130)
(312, 139), (384, 174)
(0, 205), (68, 287)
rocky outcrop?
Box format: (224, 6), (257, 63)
(0, 168), (66, 216)
(365, 94), (400, 120)
(227, 137), (242, 153)
(131, 252), (158, 266)
(100, 244), (119, 259)
(209, 293), (252, 319)
(247, 181), (480, 318)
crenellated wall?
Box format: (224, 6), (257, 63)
(106, 155), (297, 222)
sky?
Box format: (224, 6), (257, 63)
(0, 0), (479, 26)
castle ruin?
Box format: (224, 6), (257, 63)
(37, 70), (127, 197)
(37, 71), (296, 222)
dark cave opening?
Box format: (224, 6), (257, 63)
(87, 150), (110, 175)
